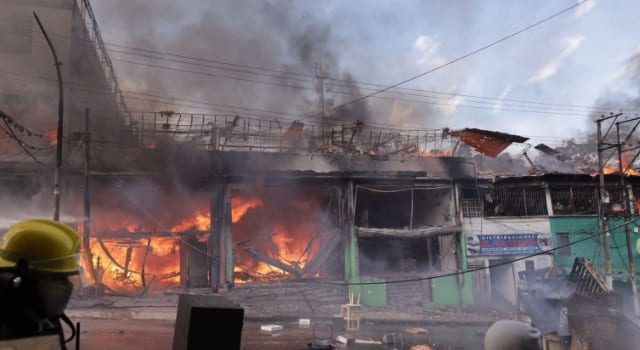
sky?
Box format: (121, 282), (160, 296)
(90, 0), (640, 151)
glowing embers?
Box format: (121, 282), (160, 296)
(601, 153), (640, 175)
(417, 149), (452, 157)
(45, 130), (57, 146)
(89, 236), (189, 293)
(231, 188), (341, 283)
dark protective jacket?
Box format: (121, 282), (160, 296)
(0, 267), (75, 349)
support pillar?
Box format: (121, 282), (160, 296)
(344, 181), (360, 288)
(210, 180), (232, 290)
(209, 184), (221, 290)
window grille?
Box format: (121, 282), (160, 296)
(461, 198), (482, 217)
(550, 185), (597, 215)
(483, 186), (547, 217)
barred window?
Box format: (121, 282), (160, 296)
(483, 186), (547, 217)
(462, 198), (482, 217)
(460, 187), (482, 218)
(550, 185), (597, 215)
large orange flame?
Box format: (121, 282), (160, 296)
(84, 186), (331, 289)
(621, 153), (640, 176)
(231, 196), (263, 223)
(171, 212), (210, 232)
(89, 237), (180, 292)
(231, 190), (330, 284)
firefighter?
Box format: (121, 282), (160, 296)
(0, 219), (81, 349)
(484, 320), (542, 350)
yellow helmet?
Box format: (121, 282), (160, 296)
(0, 219), (81, 274)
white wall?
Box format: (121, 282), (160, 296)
(463, 217), (554, 305)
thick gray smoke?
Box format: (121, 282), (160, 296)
(482, 51), (640, 176)
(543, 50), (640, 173)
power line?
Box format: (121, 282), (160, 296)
(2, 23), (629, 117)
(302, 0), (590, 121)
(0, 72), (305, 120)
(5, 69), (589, 133)
(107, 45), (608, 113)
(4, 30), (629, 126)
(0, 118), (48, 168)
(35, 57), (597, 119)
(107, 58), (598, 117)
(2, 22), (621, 115)
(106, 48), (612, 115)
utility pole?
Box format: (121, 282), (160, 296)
(34, 12), (64, 221)
(314, 63), (326, 118)
(83, 108), (91, 249)
(596, 114), (621, 290)
(616, 120), (640, 315)
(314, 62), (332, 119)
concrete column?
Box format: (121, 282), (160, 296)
(222, 182), (233, 288)
(344, 180), (359, 286)
(210, 179), (232, 290)
(209, 183), (221, 290)
(544, 185), (554, 216)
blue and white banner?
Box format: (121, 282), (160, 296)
(467, 233), (548, 256)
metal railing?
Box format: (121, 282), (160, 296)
(75, 0), (133, 124)
(127, 111), (454, 155)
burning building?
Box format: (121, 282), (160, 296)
(76, 118), (477, 309)
(4, 1), (640, 319)
(0, 1), (479, 308)
(1, 102), (478, 308)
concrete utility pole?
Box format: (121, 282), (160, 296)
(596, 114), (621, 290)
(616, 118), (640, 316)
(83, 108), (91, 249)
(314, 62), (331, 119)
(34, 12), (64, 221)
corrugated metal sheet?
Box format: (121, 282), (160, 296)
(450, 128), (529, 157)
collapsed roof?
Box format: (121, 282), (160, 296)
(450, 128), (529, 157)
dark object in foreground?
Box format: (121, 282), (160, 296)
(484, 320), (541, 350)
(172, 294), (244, 350)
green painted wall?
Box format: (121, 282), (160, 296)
(360, 277), (387, 306)
(432, 233), (473, 308)
(345, 225), (360, 296)
(550, 215), (640, 281)
(431, 274), (473, 308)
